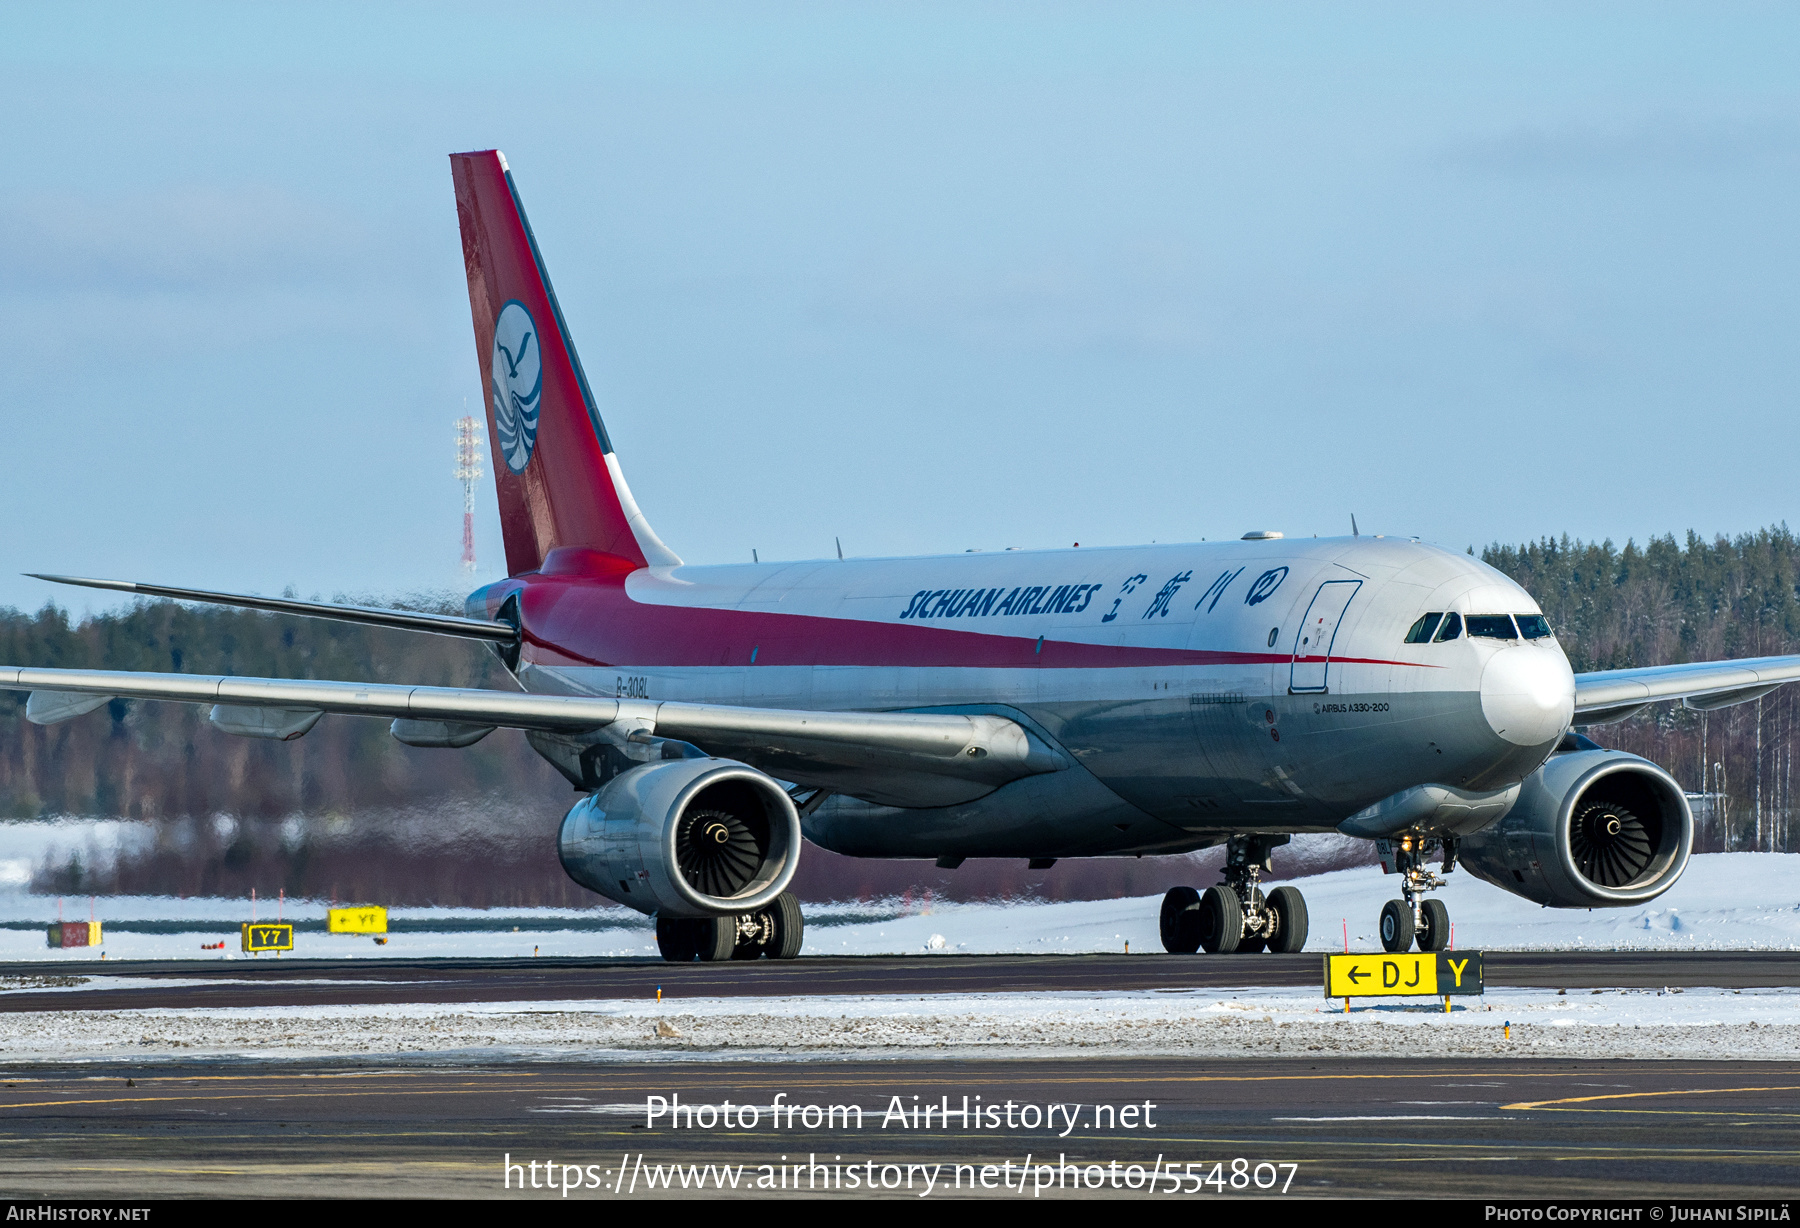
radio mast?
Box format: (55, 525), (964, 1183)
(454, 415), (484, 574)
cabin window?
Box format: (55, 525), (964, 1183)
(1515, 614), (1553, 640)
(1404, 613), (1444, 644)
(1433, 612), (1462, 642)
(1466, 615), (1519, 640)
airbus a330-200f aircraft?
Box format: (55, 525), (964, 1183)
(12, 150), (1800, 962)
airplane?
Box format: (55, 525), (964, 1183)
(9, 149), (1800, 963)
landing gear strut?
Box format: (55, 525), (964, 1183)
(656, 891), (805, 962)
(1377, 833), (1455, 953)
(1160, 835), (1309, 955)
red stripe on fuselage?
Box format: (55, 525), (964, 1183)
(512, 573), (1439, 671)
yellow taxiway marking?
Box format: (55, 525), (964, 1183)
(0, 1086), (561, 1111)
(0, 1069), (554, 1108)
(673, 1063), (1779, 1092)
(577, 1070), (1548, 1089)
(17, 1068), (1786, 1114)
(63, 1070), (547, 1084)
(0, 1070), (546, 1090)
(1504, 1085), (1800, 1110)
(0, 1068), (1547, 1111)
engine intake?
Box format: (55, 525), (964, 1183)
(1459, 748), (1692, 908)
(558, 757), (801, 918)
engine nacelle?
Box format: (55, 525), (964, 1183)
(1459, 748), (1692, 908)
(557, 757), (801, 918)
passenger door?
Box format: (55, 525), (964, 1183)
(1289, 580), (1362, 694)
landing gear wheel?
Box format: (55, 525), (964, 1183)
(1379, 899), (1414, 953)
(1159, 886), (1202, 954)
(697, 915), (737, 962)
(655, 917), (701, 962)
(1416, 899), (1450, 952)
(1237, 888), (1267, 953)
(769, 891), (804, 960)
(1198, 885), (1244, 954)
(731, 910), (774, 960)
(1266, 886), (1309, 953)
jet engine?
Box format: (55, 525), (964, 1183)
(558, 757), (802, 918)
(1458, 747), (1692, 908)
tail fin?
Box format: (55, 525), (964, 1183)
(450, 150), (680, 575)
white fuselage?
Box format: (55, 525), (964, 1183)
(516, 535), (1576, 858)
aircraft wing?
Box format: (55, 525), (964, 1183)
(1574, 655), (1800, 724)
(0, 666), (1065, 808)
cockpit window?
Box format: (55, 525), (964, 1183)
(1433, 612), (1462, 642)
(1466, 615), (1519, 640)
(1404, 613), (1444, 644)
(1515, 614), (1553, 640)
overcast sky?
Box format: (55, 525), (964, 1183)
(2, 2), (1796, 617)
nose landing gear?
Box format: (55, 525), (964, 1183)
(1377, 833), (1456, 953)
(1159, 835), (1310, 954)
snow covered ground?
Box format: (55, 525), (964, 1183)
(0, 852), (1792, 1064)
(806, 852), (1800, 957)
(0, 982), (1792, 1063)
(4, 852), (1797, 962)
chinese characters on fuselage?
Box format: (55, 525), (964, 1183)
(896, 567), (1287, 623)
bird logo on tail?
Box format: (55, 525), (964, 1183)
(490, 299), (543, 473)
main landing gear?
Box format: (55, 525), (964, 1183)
(1376, 833), (1455, 953)
(655, 891), (804, 962)
(1160, 835), (1309, 955)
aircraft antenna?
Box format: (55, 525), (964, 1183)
(455, 414), (485, 574)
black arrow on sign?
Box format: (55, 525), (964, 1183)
(1346, 966), (1369, 984)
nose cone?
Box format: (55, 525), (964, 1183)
(1480, 645), (1576, 747)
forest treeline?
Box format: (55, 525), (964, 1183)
(1483, 527), (1800, 855)
(6, 526), (1798, 903)
(0, 592), (561, 822)
(1482, 527), (1800, 673)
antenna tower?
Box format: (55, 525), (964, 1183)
(454, 415), (484, 574)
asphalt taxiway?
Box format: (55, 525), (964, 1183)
(0, 1057), (1794, 1198)
(0, 951), (1795, 1013)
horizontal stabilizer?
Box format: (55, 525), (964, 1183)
(28, 575), (518, 645)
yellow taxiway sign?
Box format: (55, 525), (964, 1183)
(242, 923), (295, 953)
(328, 906), (388, 934)
(1324, 951), (1483, 998)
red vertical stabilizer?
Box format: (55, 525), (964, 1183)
(450, 150), (679, 577)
